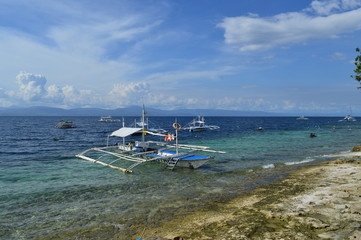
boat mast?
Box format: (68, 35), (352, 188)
(175, 118), (179, 154)
(122, 117), (125, 146)
(141, 104), (146, 143)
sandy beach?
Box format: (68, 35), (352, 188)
(139, 153), (361, 239)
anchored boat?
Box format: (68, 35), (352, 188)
(339, 114), (356, 122)
(182, 116), (220, 132)
(76, 108), (224, 173)
(55, 120), (76, 129)
(130, 116), (167, 136)
(339, 106), (357, 122)
(97, 116), (120, 122)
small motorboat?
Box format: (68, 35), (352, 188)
(97, 116), (120, 122)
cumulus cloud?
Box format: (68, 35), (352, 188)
(45, 84), (64, 102)
(217, 0), (361, 51)
(3, 72), (155, 108)
(4, 72), (95, 107)
(61, 85), (93, 106)
(13, 72), (47, 101)
(107, 82), (150, 106)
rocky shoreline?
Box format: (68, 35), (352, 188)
(139, 154), (361, 239)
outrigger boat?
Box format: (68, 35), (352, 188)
(182, 116), (220, 132)
(76, 108), (224, 173)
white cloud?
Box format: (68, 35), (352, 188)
(47, 16), (161, 59)
(310, 0), (361, 15)
(61, 85), (93, 107)
(217, 0), (361, 51)
(107, 82), (150, 107)
(13, 72), (47, 101)
(282, 100), (296, 110)
(310, 0), (342, 15)
(45, 85), (64, 102)
(3, 72), (96, 107)
(331, 52), (347, 60)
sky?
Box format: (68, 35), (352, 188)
(0, 0), (361, 115)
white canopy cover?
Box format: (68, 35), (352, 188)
(110, 127), (142, 138)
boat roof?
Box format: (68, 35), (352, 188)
(110, 127), (142, 137)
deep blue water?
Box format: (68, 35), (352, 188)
(1, 116), (361, 239)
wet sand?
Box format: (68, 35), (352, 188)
(140, 155), (361, 239)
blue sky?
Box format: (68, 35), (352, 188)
(0, 0), (361, 115)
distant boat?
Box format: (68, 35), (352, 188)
(182, 116), (220, 132)
(296, 116), (309, 120)
(130, 117), (166, 136)
(339, 107), (356, 122)
(339, 114), (356, 122)
(56, 120), (76, 129)
(97, 116), (120, 122)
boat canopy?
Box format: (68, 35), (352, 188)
(110, 127), (142, 137)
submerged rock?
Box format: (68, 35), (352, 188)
(352, 145), (361, 152)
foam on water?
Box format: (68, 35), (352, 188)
(285, 157), (316, 166)
(262, 164), (275, 169)
(321, 151), (361, 158)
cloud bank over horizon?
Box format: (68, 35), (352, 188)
(1, 71), (273, 111)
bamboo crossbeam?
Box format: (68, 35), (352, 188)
(76, 154), (131, 173)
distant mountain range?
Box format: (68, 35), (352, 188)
(0, 106), (284, 116)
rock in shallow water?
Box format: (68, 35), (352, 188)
(351, 145), (361, 152)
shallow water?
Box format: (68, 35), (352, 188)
(1, 116), (360, 239)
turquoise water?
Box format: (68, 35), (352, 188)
(1, 116), (360, 239)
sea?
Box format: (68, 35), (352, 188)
(1, 116), (361, 239)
